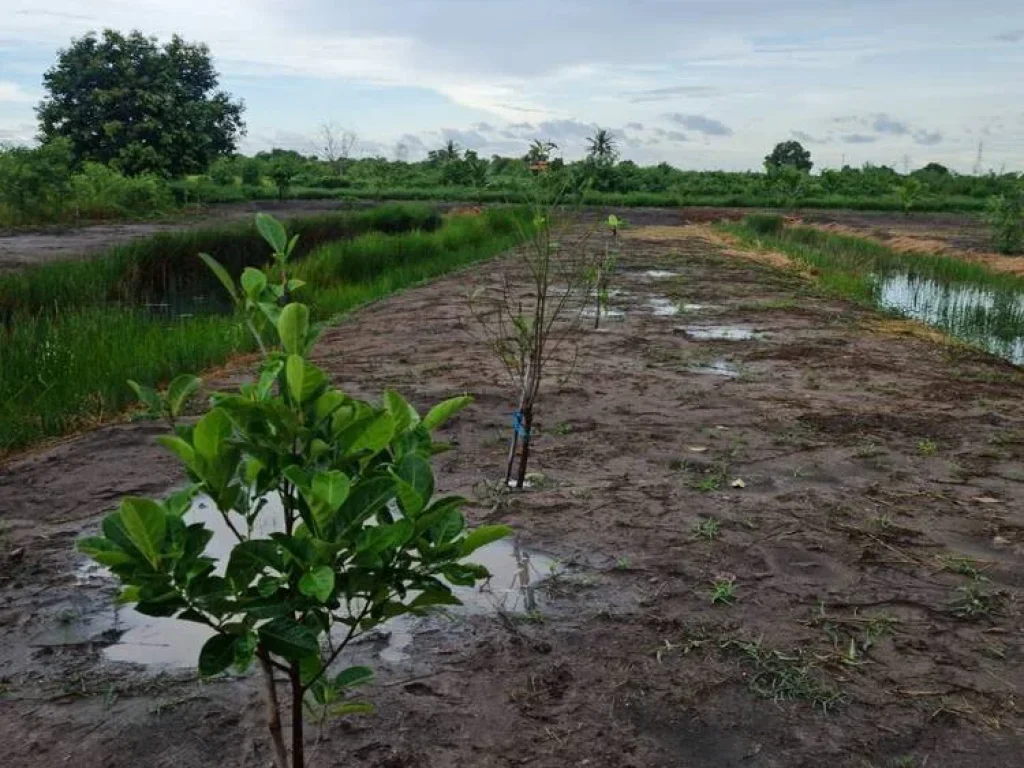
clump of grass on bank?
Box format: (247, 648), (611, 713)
(720, 215), (1024, 361)
(0, 207), (530, 454)
(0, 203), (442, 321)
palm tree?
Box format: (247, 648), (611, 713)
(586, 128), (618, 163)
(524, 139), (558, 163)
(427, 139), (462, 165)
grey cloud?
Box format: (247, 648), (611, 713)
(627, 85), (718, 103)
(474, 122), (496, 133)
(665, 130), (688, 143)
(441, 128), (488, 149)
(994, 29), (1024, 42)
(872, 114), (910, 135)
(508, 121), (535, 130)
(398, 133), (425, 149)
(663, 113), (732, 136)
(627, 122), (645, 131)
(534, 119), (597, 141)
(841, 134), (877, 144)
(791, 130), (828, 144)
(913, 130), (943, 146)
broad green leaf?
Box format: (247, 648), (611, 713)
(393, 454), (434, 516)
(334, 666), (374, 690)
(286, 355), (327, 404)
(156, 435), (196, 467)
(343, 411), (396, 456)
(226, 540), (285, 587)
(422, 395), (473, 431)
(256, 358), (285, 400)
(255, 212), (288, 254)
(165, 485), (200, 517)
(258, 617), (319, 661)
(78, 536), (135, 567)
(459, 525), (513, 556)
(358, 520), (414, 556)
(198, 253), (239, 303)
(166, 375), (202, 418)
(127, 380), (161, 413)
(286, 278), (306, 292)
(233, 631), (258, 673)
(299, 653), (323, 686)
(337, 477), (396, 532)
(193, 408), (233, 462)
(410, 589), (462, 610)
(299, 566), (335, 603)
(277, 303), (310, 355)
(199, 634), (236, 677)
(116, 585), (141, 605)
(240, 268), (267, 300)
(311, 471), (350, 510)
(285, 233), (300, 257)
(330, 702), (374, 717)
(384, 390), (420, 434)
(119, 497), (167, 568)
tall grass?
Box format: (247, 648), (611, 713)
(0, 208), (529, 454)
(0, 204), (442, 321)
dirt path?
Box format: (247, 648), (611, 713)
(2, 217), (1023, 767)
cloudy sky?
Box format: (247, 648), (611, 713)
(1, 1), (1023, 171)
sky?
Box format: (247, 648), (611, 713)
(1, 1), (1023, 172)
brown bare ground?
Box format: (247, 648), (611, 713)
(2, 213), (1023, 768)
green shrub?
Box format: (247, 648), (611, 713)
(69, 163), (175, 219)
(985, 187), (1024, 254)
(240, 160), (262, 187)
(0, 139), (75, 224)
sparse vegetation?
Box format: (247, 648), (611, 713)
(709, 577), (737, 605)
(693, 517), (721, 540)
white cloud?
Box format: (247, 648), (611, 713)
(0, 81), (37, 103)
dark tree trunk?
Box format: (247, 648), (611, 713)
(514, 406), (534, 489)
(290, 663), (305, 768)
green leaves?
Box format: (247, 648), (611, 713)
(258, 617), (319, 661)
(198, 253), (239, 303)
(277, 303), (309, 355)
(119, 497), (167, 568)
(299, 566), (335, 603)
(241, 267), (267, 300)
(286, 355), (327, 404)
(226, 540), (285, 588)
(422, 395), (472, 431)
(256, 212), (288, 254)
(393, 454), (434, 516)
(199, 634), (236, 677)
(193, 408), (232, 461)
(460, 525), (513, 556)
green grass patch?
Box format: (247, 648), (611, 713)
(0, 207), (529, 454)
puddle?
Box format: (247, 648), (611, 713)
(677, 325), (764, 341)
(79, 493), (556, 668)
(679, 303), (707, 312)
(642, 270), (677, 279)
(581, 306), (626, 320)
(687, 360), (740, 378)
(647, 298), (680, 317)
(873, 272), (1024, 364)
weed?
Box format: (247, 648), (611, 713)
(693, 517), (721, 541)
(615, 556), (632, 571)
(937, 553), (983, 579)
(854, 443), (884, 459)
(952, 580), (997, 618)
(889, 756), (917, 768)
(552, 421), (573, 436)
(870, 514), (893, 533)
(691, 463), (729, 492)
(710, 577), (737, 605)
(918, 439), (938, 456)
(723, 638), (842, 712)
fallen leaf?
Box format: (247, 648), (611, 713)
(687, 446), (708, 453)
(731, 478), (746, 489)
(973, 496), (1002, 504)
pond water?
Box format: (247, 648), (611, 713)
(78, 493), (556, 668)
(688, 360), (741, 378)
(872, 272), (1024, 364)
(677, 325), (764, 341)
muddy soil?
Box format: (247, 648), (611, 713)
(2, 215), (1023, 767)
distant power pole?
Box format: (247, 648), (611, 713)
(973, 141), (984, 175)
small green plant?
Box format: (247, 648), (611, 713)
(615, 555), (632, 570)
(691, 463), (728, 492)
(985, 186), (1024, 254)
(128, 374), (202, 427)
(937, 553), (982, 579)
(894, 178), (923, 216)
(917, 438), (938, 456)
(723, 638), (841, 712)
(78, 214), (511, 768)
(552, 421), (573, 435)
(889, 756), (916, 768)
(951, 580), (996, 618)
(710, 576), (737, 605)
(585, 214), (621, 329)
(693, 517), (720, 541)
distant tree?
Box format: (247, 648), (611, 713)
(918, 162), (951, 176)
(428, 140), (462, 165)
(586, 129), (618, 164)
(37, 29), (245, 176)
(524, 140), (558, 164)
(316, 122), (357, 176)
(764, 141), (813, 173)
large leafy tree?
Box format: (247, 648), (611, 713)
(37, 29), (245, 176)
(764, 140), (813, 173)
